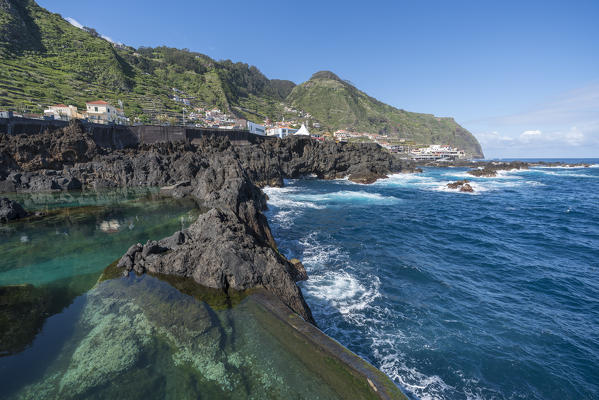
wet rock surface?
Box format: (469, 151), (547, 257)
(0, 197), (27, 223)
(446, 180), (474, 192)
(467, 161), (529, 177)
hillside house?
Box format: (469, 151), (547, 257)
(43, 104), (82, 121)
(86, 100), (129, 125)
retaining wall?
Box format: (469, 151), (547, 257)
(0, 118), (271, 148)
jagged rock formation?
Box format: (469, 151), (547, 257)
(0, 122), (416, 323)
(117, 209), (314, 323)
(446, 180), (474, 193)
(468, 161), (529, 177)
(236, 137), (417, 186)
(0, 120), (98, 172)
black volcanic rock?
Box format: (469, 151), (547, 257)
(117, 208), (315, 324)
(460, 183), (474, 192)
(0, 129), (418, 324)
(0, 120), (98, 172)
(468, 161), (528, 177)
(236, 136), (415, 186)
(0, 197), (27, 222)
(447, 179), (470, 189)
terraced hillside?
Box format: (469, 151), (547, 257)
(0, 0), (483, 157)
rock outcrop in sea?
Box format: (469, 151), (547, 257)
(446, 180), (474, 192)
(467, 161), (528, 177)
(0, 121), (416, 324)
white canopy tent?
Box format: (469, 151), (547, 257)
(293, 124), (311, 136)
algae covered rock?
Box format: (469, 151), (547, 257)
(12, 275), (346, 400)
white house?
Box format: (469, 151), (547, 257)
(43, 104), (81, 121)
(86, 100), (128, 125)
(267, 127), (298, 138)
(247, 121), (266, 135)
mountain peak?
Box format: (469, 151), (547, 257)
(310, 71), (342, 82)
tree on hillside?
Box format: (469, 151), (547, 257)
(83, 27), (99, 37)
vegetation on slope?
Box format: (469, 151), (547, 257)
(0, 0), (483, 156)
(0, 1), (291, 123)
(288, 71), (484, 157)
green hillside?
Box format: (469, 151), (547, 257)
(0, 0), (289, 123)
(0, 0), (483, 156)
(288, 71), (483, 157)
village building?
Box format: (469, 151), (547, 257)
(334, 130), (350, 141)
(247, 121), (266, 135)
(43, 104), (82, 121)
(86, 100), (129, 125)
(267, 126), (298, 138)
(410, 144), (465, 160)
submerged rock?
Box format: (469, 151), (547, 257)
(0, 197), (27, 223)
(13, 275), (392, 400)
(0, 273), (98, 357)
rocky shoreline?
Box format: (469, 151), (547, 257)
(416, 159), (592, 178)
(0, 121), (417, 325)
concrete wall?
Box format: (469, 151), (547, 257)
(0, 118), (273, 148)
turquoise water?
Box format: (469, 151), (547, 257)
(1, 274), (350, 399)
(0, 189), (198, 286)
(0, 189), (370, 399)
(264, 160), (599, 400)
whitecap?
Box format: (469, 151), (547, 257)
(375, 348), (454, 400)
(443, 170), (523, 180)
(531, 170), (598, 178)
(293, 191), (400, 205)
(298, 232), (344, 267)
(534, 164), (594, 169)
(263, 186), (325, 209)
(303, 270), (381, 316)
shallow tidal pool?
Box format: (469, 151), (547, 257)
(0, 189), (390, 400)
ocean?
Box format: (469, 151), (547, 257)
(264, 159), (599, 400)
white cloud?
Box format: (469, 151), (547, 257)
(65, 17), (83, 29)
(477, 131), (514, 145)
(564, 127), (585, 146)
(101, 35), (115, 44)
(65, 16), (123, 46)
(519, 129), (542, 143)
(473, 82), (599, 127)
(467, 82), (599, 157)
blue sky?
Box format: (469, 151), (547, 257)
(39, 0), (599, 158)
